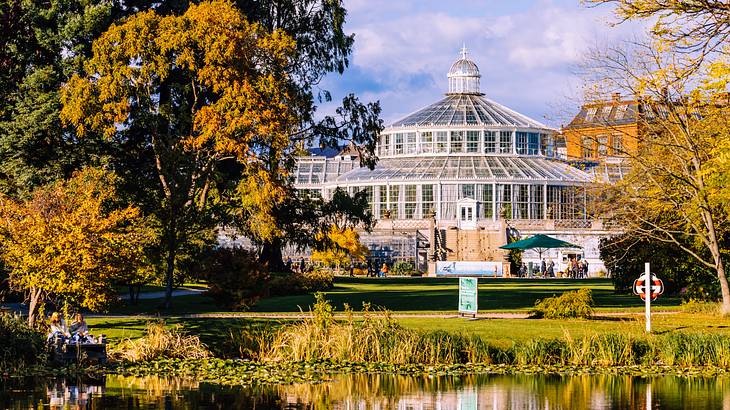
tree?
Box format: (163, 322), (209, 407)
(0, 168), (153, 326)
(0, 0), (113, 197)
(311, 226), (369, 274)
(587, 0), (730, 60)
(61, 0), (303, 308)
(600, 233), (720, 299)
(583, 40), (730, 314)
(61, 0), (382, 307)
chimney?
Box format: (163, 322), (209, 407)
(611, 92), (621, 102)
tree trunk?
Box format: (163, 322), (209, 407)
(128, 285), (135, 305)
(701, 207), (730, 315)
(717, 260), (730, 315)
(163, 227), (178, 309)
(260, 239), (285, 272)
(27, 287), (42, 327)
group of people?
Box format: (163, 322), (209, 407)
(48, 312), (96, 344)
(567, 258), (590, 279)
(518, 260), (555, 278)
(517, 258), (589, 278)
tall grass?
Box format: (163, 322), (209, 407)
(259, 294), (497, 365)
(113, 321), (211, 363)
(228, 295), (730, 369)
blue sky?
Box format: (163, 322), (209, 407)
(317, 0), (646, 128)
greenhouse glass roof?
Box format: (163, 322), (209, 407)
(335, 156), (591, 184)
(389, 94), (549, 129)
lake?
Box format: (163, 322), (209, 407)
(2, 372), (728, 409)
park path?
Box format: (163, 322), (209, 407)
(119, 288), (205, 300)
(1, 288), (206, 314)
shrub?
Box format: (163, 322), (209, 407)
(530, 288), (594, 319)
(197, 247), (270, 310)
(112, 321), (210, 363)
(0, 313), (46, 370)
(681, 298), (720, 314)
(269, 269), (334, 296)
(391, 261), (415, 276)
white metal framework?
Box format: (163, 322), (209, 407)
(294, 48), (592, 224)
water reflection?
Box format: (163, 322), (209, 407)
(2, 372), (730, 409)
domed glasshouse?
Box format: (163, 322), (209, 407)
(293, 48), (613, 276)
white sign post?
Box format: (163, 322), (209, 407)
(644, 262), (651, 333)
(633, 263), (664, 334)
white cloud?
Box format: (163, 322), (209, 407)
(325, 0), (647, 126)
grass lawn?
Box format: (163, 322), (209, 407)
(88, 312), (730, 352)
(110, 277), (681, 316)
(251, 277), (681, 313)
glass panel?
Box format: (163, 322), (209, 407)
(435, 131), (448, 153)
(461, 184), (475, 199)
(389, 185), (400, 219)
(496, 184), (511, 219)
(378, 186), (388, 218)
(441, 185), (458, 220)
(541, 133), (553, 157)
(394, 133), (404, 155)
(484, 131), (497, 153)
(450, 131), (464, 153)
(499, 131), (512, 154)
(311, 163), (323, 183)
(421, 184), (434, 217)
(528, 132), (540, 155)
(420, 132), (433, 154)
(466, 131), (480, 153)
(405, 132), (417, 154)
(514, 184), (529, 219)
(404, 185), (417, 219)
(297, 163), (311, 183)
(516, 132), (528, 155)
(380, 134), (390, 156)
(482, 184), (494, 219)
(530, 185), (543, 219)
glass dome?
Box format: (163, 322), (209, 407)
(447, 46), (481, 94)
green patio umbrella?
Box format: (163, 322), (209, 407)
(499, 234), (582, 262)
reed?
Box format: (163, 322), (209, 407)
(113, 321), (210, 363)
(227, 296), (730, 369)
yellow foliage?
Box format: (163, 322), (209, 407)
(60, 0), (298, 168)
(0, 168), (154, 312)
(311, 226), (369, 270)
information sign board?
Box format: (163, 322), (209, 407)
(458, 277), (478, 315)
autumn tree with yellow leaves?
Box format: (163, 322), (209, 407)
(0, 168), (153, 326)
(60, 0), (381, 308)
(585, 1), (730, 313)
(61, 1), (300, 308)
(312, 226), (370, 274)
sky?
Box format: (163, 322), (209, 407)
(317, 0), (647, 128)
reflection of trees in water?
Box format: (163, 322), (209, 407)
(5, 373), (730, 409)
(271, 373), (730, 409)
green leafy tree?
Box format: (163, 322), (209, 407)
(0, 0), (113, 196)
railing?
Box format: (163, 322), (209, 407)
(554, 219), (593, 229)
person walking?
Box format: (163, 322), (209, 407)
(540, 259), (547, 277)
(380, 263), (389, 278)
(547, 260), (555, 278)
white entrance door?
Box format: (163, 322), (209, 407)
(457, 199), (477, 230)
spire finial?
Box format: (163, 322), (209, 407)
(461, 43), (468, 60)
